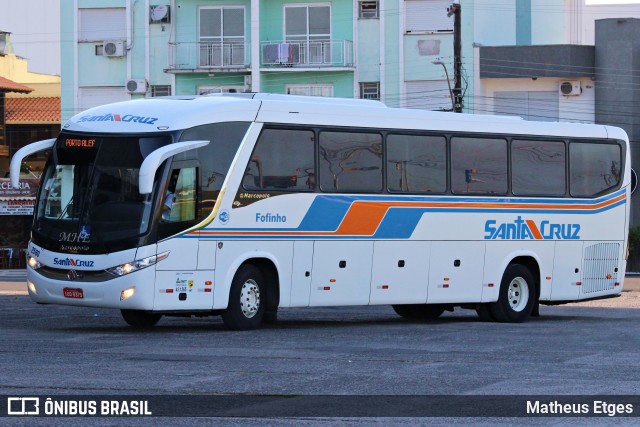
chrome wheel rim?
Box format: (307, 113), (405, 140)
(508, 277), (529, 312)
(240, 279), (260, 318)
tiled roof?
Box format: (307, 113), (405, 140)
(5, 97), (61, 124)
(0, 76), (33, 93)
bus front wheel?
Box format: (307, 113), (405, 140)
(120, 310), (162, 328)
(489, 264), (536, 323)
(222, 265), (265, 330)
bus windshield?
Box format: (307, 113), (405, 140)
(33, 134), (171, 249)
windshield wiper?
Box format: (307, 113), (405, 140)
(56, 194), (78, 220)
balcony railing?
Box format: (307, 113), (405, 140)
(168, 41), (250, 70)
(260, 40), (353, 67)
(166, 40), (354, 71)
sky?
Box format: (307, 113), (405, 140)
(0, 0), (60, 75)
(587, 0), (640, 3)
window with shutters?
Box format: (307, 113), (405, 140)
(359, 1), (379, 18)
(404, 80), (452, 111)
(151, 85), (172, 97)
(405, 0), (453, 33)
(359, 82), (380, 100)
(494, 91), (558, 122)
(286, 84), (334, 97)
(79, 8), (126, 41)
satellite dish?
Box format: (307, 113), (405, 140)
(150, 5), (169, 22)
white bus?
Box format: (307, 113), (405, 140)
(12, 93), (630, 329)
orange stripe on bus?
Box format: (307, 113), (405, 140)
(336, 202), (389, 235)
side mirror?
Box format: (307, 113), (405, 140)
(10, 138), (56, 187)
(138, 140), (210, 194)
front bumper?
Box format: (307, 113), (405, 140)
(27, 265), (156, 310)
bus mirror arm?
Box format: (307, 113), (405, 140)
(138, 140), (210, 194)
(10, 138), (57, 188)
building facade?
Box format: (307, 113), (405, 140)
(469, 1), (640, 226)
(60, 1), (640, 227)
(0, 31), (61, 270)
(60, 0), (462, 120)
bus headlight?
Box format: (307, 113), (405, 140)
(106, 252), (170, 277)
(27, 256), (42, 270)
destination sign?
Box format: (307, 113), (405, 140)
(64, 138), (96, 148)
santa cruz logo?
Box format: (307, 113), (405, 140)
(77, 113), (158, 125)
(484, 216), (580, 240)
(53, 257), (95, 267)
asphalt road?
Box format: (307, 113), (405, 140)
(1, 295), (639, 426)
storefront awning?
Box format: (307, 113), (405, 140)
(0, 76), (33, 94)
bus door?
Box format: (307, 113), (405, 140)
(154, 164), (214, 310)
(289, 241), (314, 306)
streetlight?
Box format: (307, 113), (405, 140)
(431, 58), (455, 112)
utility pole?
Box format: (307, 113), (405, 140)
(447, 3), (462, 113)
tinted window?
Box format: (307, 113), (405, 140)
(570, 142), (622, 197)
(179, 122), (250, 214)
(243, 128), (316, 191)
(34, 135), (172, 247)
(387, 134), (446, 193)
(162, 167), (197, 223)
(512, 139), (565, 196)
(319, 131), (383, 193)
(451, 137), (507, 194)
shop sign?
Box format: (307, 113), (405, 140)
(0, 178), (39, 215)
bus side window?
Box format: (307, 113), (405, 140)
(243, 128), (315, 191)
(163, 167), (197, 222)
(319, 131), (383, 193)
(386, 134), (446, 193)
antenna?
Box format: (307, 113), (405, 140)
(149, 5), (170, 23)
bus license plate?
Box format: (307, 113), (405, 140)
(63, 288), (84, 299)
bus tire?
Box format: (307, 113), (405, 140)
(120, 310), (162, 328)
(475, 304), (496, 322)
(489, 264), (535, 323)
(392, 304), (446, 320)
(222, 265), (265, 330)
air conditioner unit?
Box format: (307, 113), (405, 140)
(104, 40), (125, 57)
(559, 81), (581, 96)
(126, 79), (148, 94)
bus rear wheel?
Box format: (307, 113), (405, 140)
(392, 304), (446, 320)
(222, 265), (265, 330)
(489, 264), (536, 323)
(120, 310), (162, 328)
